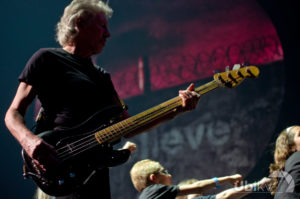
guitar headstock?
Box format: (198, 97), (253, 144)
(214, 65), (259, 88)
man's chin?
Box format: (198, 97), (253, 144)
(93, 47), (104, 55)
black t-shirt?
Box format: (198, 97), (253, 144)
(139, 184), (217, 199)
(19, 48), (120, 198)
(19, 48), (121, 131)
(139, 184), (179, 199)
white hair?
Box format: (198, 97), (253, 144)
(56, 0), (113, 46)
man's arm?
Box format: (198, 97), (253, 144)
(4, 82), (57, 171)
(177, 174), (242, 196)
(215, 177), (271, 199)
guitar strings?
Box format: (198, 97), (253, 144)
(55, 80), (220, 161)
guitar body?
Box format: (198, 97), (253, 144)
(22, 106), (131, 196)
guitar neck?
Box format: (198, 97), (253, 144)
(94, 79), (220, 144)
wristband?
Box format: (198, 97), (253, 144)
(212, 177), (220, 189)
(252, 182), (258, 192)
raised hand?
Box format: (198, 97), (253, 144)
(257, 177), (271, 189)
(229, 174), (243, 186)
(179, 83), (201, 111)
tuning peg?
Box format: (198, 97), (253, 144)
(225, 66), (230, 71)
(232, 64), (241, 70)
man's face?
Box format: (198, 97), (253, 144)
(77, 12), (110, 54)
(156, 168), (173, 185)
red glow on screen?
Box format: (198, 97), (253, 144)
(107, 0), (283, 98)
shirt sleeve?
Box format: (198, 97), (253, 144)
(139, 184), (179, 199)
(19, 48), (49, 86)
(95, 66), (126, 108)
(285, 152), (300, 193)
(275, 151), (300, 199)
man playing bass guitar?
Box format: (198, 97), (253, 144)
(4, 1), (201, 198)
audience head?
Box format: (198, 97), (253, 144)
(130, 159), (172, 192)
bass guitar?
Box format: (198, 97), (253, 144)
(22, 65), (259, 196)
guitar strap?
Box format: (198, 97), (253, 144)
(116, 94), (128, 111)
(93, 64), (128, 111)
(34, 105), (55, 134)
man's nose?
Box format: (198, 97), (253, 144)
(104, 28), (110, 38)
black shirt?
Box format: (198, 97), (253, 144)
(139, 184), (216, 199)
(19, 48), (120, 198)
(139, 184), (179, 199)
(19, 48), (121, 130)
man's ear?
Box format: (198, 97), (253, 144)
(149, 174), (157, 183)
(75, 18), (84, 30)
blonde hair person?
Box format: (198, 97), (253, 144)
(269, 125), (300, 198)
(130, 159), (250, 199)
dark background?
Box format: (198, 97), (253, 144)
(0, 0), (299, 198)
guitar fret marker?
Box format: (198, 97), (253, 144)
(67, 144), (73, 153)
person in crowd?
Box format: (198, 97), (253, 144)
(130, 159), (270, 199)
(270, 125), (300, 199)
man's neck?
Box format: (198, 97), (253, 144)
(63, 45), (92, 59)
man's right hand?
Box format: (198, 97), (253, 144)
(229, 174), (243, 186)
(25, 136), (59, 172)
(257, 177), (271, 189)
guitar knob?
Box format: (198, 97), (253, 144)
(225, 66), (230, 71)
(232, 64), (241, 70)
(58, 179), (65, 185)
(23, 172), (28, 179)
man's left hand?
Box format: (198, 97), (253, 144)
(179, 83), (201, 112)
